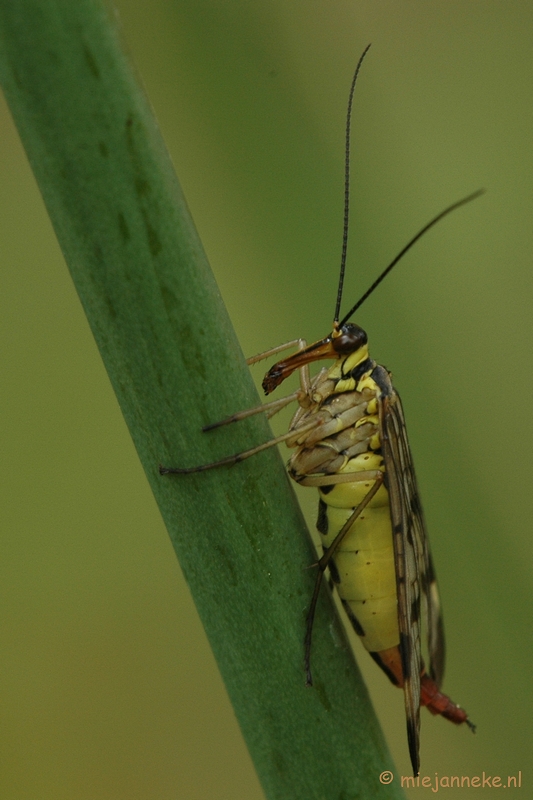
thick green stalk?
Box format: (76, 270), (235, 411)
(0, 2), (403, 797)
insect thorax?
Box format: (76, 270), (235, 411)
(287, 345), (382, 478)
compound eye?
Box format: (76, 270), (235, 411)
(332, 323), (367, 354)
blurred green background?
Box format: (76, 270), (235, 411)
(1, 1), (532, 797)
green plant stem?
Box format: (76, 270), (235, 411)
(0, 2), (403, 797)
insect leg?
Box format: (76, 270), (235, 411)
(304, 473), (384, 685)
(294, 469), (382, 487)
(205, 340), (312, 432)
(249, 338), (312, 397)
(246, 339), (307, 366)
(162, 340), (318, 474)
(203, 391), (301, 431)
(160, 419), (320, 475)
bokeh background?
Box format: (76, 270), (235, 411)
(1, 2), (532, 798)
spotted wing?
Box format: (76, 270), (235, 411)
(379, 381), (445, 775)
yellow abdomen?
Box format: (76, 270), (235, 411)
(317, 436), (399, 653)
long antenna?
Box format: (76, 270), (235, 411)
(333, 43), (372, 324)
(337, 189), (485, 328)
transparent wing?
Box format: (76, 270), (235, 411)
(380, 386), (445, 774)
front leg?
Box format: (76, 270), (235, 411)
(248, 337), (312, 398)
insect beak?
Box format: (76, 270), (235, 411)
(262, 336), (336, 395)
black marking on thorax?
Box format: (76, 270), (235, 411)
(369, 363), (393, 397)
(341, 356), (374, 382)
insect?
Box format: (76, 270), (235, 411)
(160, 45), (480, 776)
